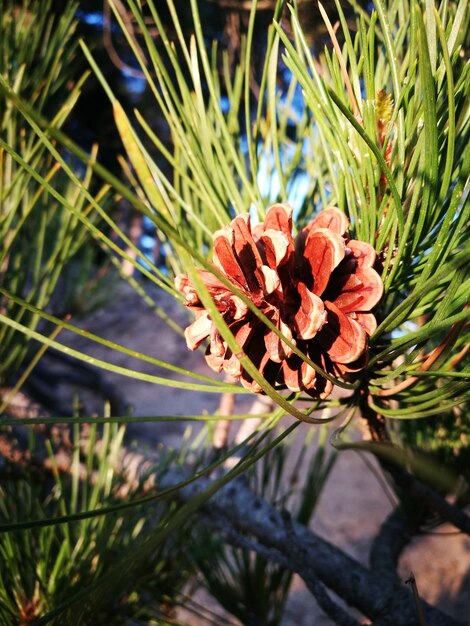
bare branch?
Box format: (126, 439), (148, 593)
(161, 469), (463, 626)
(209, 513), (361, 626)
(370, 506), (414, 584)
(404, 475), (470, 536)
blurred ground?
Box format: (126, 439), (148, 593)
(57, 280), (470, 625)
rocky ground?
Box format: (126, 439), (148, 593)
(38, 279), (470, 625)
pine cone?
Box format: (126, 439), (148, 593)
(175, 204), (383, 398)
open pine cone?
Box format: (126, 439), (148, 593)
(175, 204), (383, 398)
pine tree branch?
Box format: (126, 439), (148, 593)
(1, 415), (465, 625)
(404, 475), (470, 536)
(211, 514), (361, 626)
(161, 469), (463, 626)
(369, 506), (414, 584)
